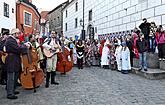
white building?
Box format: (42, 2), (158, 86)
(0, 0), (16, 35)
(63, 0), (165, 39)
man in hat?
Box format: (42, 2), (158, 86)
(5, 28), (29, 99)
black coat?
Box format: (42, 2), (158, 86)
(136, 38), (148, 53)
(5, 36), (27, 73)
(139, 22), (151, 40)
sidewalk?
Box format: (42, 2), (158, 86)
(131, 67), (165, 80)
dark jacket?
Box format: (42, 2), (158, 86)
(136, 38), (148, 53)
(139, 22), (151, 40)
(5, 36), (27, 73)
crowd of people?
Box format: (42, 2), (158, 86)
(0, 18), (165, 100)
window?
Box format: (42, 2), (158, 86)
(75, 18), (78, 28)
(57, 16), (60, 25)
(4, 3), (9, 18)
(75, 2), (78, 12)
(65, 23), (68, 31)
(12, 8), (14, 13)
(89, 10), (92, 21)
(24, 11), (32, 26)
(66, 10), (68, 18)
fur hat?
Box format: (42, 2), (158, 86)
(11, 28), (20, 35)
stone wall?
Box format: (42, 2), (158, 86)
(133, 53), (159, 69)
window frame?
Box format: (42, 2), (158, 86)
(65, 23), (68, 31)
(75, 2), (78, 12)
(24, 10), (32, 27)
(75, 18), (78, 28)
(4, 2), (9, 18)
(89, 10), (92, 21)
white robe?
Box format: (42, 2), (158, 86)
(121, 47), (131, 70)
(101, 45), (110, 66)
(73, 47), (77, 64)
(115, 46), (122, 71)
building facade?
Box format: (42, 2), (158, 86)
(63, 0), (165, 39)
(40, 11), (49, 36)
(16, 0), (40, 35)
(0, 0), (16, 35)
(48, 1), (69, 37)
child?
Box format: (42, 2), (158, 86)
(121, 42), (131, 74)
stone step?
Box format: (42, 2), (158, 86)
(131, 67), (165, 80)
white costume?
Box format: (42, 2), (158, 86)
(115, 45), (122, 71)
(121, 47), (131, 71)
(101, 41), (110, 66)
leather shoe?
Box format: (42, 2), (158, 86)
(51, 82), (59, 85)
(14, 91), (20, 95)
(144, 69), (148, 71)
(7, 95), (18, 99)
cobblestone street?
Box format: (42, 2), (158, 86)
(0, 67), (165, 105)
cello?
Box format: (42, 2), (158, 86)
(56, 36), (73, 74)
(20, 46), (44, 92)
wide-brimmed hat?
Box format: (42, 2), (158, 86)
(11, 28), (20, 35)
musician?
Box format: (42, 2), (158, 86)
(0, 32), (8, 85)
(28, 34), (44, 69)
(4, 28), (29, 99)
(43, 31), (60, 88)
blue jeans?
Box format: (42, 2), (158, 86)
(139, 52), (147, 69)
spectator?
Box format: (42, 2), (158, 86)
(139, 18), (151, 41)
(136, 33), (148, 71)
(156, 25), (165, 61)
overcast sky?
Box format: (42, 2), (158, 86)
(33, 0), (69, 12)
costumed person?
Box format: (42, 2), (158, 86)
(136, 33), (148, 71)
(115, 40), (122, 71)
(68, 37), (75, 64)
(73, 41), (77, 65)
(101, 39), (110, 69)
(99, 40), (105, 66)
(126, 34), (134, 67)
(156, 25), (165, 61)
(121, 42), (131, 74)
(43, 31), (60, 88)
(76, 40), (85, 69)
(4, 28), (29, 99)
(91, 40), (100, 66)
(0, 32), (9, 85)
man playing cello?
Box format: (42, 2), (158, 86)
(43, 31), (60, 88)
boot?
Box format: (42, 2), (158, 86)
(51, 71), (59, 85)
(45, 72), (50, 88)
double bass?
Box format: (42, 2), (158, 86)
(56, 37), (73, 74)
(20, 46), (44, 92)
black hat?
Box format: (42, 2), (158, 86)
(143, 18), (147, 21)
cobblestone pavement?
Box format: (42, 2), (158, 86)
(0, 67), (165, 105)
